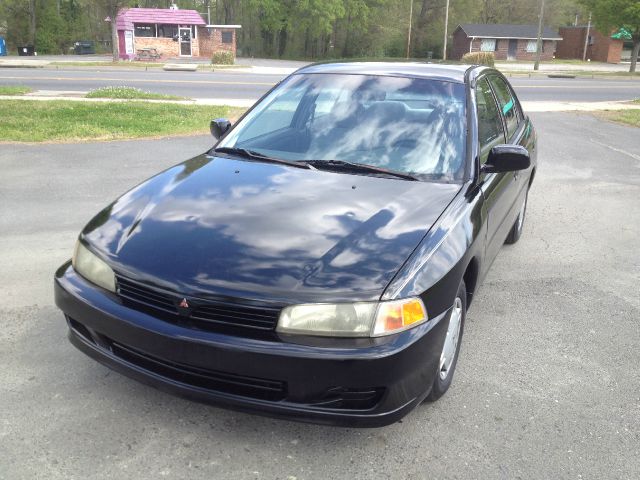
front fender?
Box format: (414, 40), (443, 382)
(382, 184), (486, 316)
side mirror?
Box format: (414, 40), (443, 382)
(482, 145), (530, 174)
(210, 118), (231, 140)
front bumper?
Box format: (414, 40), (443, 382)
(54, 262), (451, 427)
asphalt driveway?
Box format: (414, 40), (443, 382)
(1, 113), (639, 479)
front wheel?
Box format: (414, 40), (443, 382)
(425, 280), (466, 402)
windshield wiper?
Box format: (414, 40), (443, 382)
(305, 159), (419, 181)
(213, 147), (311, 170)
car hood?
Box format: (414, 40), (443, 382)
(82, 155), (461, 303)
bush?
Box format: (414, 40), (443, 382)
(211, 50), (235, 65)
(461, 52), (495, 67)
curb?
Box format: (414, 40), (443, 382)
(163, 64), (199, 72)
(501, 71), (640, 81)
(0, 93), (255, 108)
(0, 92), (635, 112)
(521, 100), (639, 112)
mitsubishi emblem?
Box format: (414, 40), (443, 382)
(179, 298), (189, 309)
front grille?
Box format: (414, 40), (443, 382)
(115, 275), (281, 335)
(191, 303), (280, 330)
(111, 341), (287, 401)
(116, 276), (176, 314)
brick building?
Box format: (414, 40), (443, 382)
(556, 26), (624, 63)
(452, 24), (562, 61)
(116, 7), (239, 61)
(199, 25), (241, 58)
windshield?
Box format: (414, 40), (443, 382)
(218, 73), (467, 181)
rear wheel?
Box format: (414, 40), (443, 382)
(425, 280), (466, 402)
(505, 190), (528, 245)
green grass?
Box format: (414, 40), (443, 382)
(51, 61), (165, 68)
(86, 86), (186, 100)
(0, 100), (245, 142)
(495, 59), (609, 65)
(0, 85), (33, 96)
(548, 59), (612, 65)
(49, 61), (240, 71)
(600, 109), (640, 128)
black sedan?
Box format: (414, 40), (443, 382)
(55, 63), (536, 427)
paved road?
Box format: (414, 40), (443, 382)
(1, 67), (639, 102)
(0, 68), (279, 101)
(1, 112), (639, 479)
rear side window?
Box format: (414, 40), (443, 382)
(476, 78), (504, 151)
(489, 76), (521, 139)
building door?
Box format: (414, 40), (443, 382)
(508, 39), (517, 60)
(179, 28), (192, 56)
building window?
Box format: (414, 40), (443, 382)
(158, 24), (178, 39)
(480, 39), (496, 52)
(588, 35), (594, 45)
(526, 40), (545, 53)
(221, 31), (233, 44)
(134, 24), (155, 38)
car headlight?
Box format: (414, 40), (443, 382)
(276, 298), (427, 337)
(72, 240), (116, 292)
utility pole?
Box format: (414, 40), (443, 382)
(582, 12), (592, 61)
(443, 0), (450, 60)
(406, 0), (413, 59)
(533, 0), (545, 71)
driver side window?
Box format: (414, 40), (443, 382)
(476, 77), (505, 163)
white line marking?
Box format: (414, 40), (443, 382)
(591, 139), (640, 162)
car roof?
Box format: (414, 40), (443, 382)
(294, 62), (475, 84)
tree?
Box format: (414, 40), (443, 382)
(28, 0), (36, 45)
(96, 0), (131, 61)
(579, 0), (640, 72)
(0, 0), (33, 49)
(0, 0), (604, 61)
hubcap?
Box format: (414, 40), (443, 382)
(439, 297), (463, 381)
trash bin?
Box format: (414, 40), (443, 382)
(0, 37), (6, 56)
(74, 41), (95, 55)
(18, 45), (35, 56)
(426, 51), (433, 60)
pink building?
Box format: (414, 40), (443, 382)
(116, 7), (239, 60)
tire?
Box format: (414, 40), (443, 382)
(425, 280), (466, 402)
(504, 190), (528, 245)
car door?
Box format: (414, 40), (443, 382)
(475, 76), (515, 269)
(487, 74), (531, 238)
